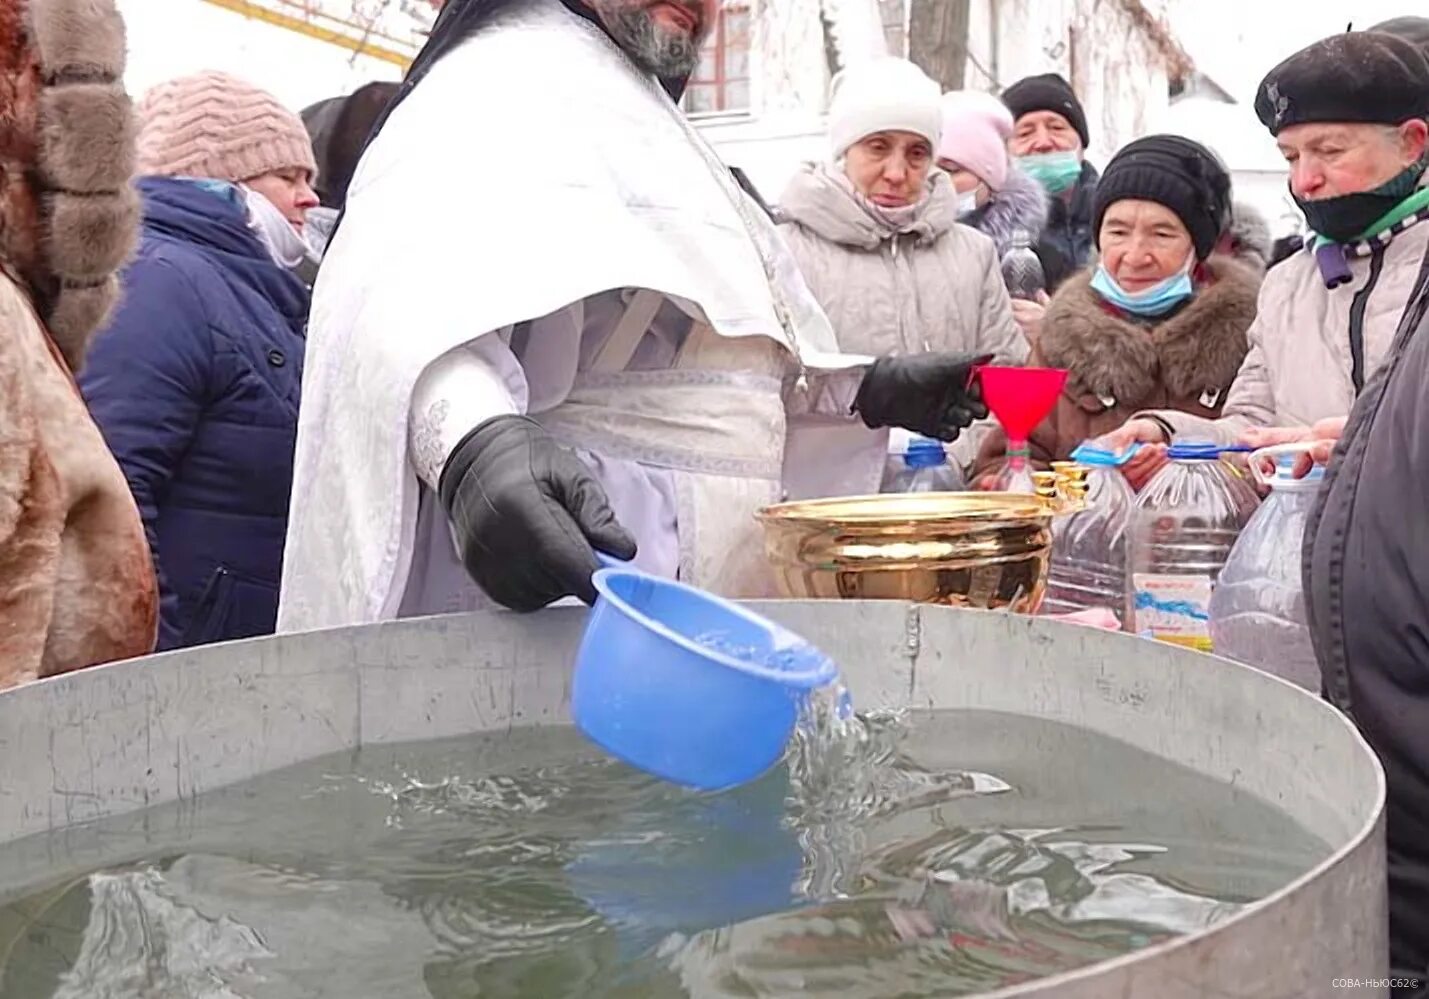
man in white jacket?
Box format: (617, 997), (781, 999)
(278, 0), (989, 628)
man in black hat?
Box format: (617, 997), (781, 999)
(1001, 72), (1099, 276)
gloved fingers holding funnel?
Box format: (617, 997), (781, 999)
(439, 415), (638, 612)
(851, 353), (994, 442)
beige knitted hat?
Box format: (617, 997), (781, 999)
(136, 71), (317, 183)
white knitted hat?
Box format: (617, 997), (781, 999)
(828, 58), (943, 158)
(136, 71), (317, 182)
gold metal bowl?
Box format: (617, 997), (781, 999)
(757, 492), (1057, 612)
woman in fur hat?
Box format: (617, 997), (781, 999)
(972, 135), (1261, 488)
(0, 0), (156, 688)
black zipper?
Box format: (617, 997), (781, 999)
(1348, 244), (1386, 393)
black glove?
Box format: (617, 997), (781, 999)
(851, 353), (992, 442)
(438, 415), (638, 612)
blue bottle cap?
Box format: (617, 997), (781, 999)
(1270, 455), (1325, 485)
(903, 437), (947, 469)
(1167, 441), (1223, 460)
(1070, 441), (1141, 467)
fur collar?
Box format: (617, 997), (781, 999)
(0, 0), (137, 372)
(1227, 200), (1271, 271)
(778, 161), (959, 250)
(1038, 254), (1260, 407)
(964, 168), (1048, 257)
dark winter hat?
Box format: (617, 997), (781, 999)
(1092, 135), (1232, 261)
(1254, 32), (1429, 137)
(1001, 73), (1090, 148)
(1371, 17), (1429, 55)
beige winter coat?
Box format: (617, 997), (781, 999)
(1153, 206), (1429, 443)
(0, 0), (155, 688)
(778, 163), (1026, 468)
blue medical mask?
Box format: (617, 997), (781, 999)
(1089, 254), (1196, 316)
(1016, 151), (1083, 195)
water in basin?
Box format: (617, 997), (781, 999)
(0, 707), (1328, 998)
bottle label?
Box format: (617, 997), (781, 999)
(1132, 574), (1213, 651)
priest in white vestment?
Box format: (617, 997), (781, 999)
(278, 0), (992, 628)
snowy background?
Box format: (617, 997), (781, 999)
(116, 0), (1427, 235)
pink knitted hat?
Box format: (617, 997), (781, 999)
(937, 91), (1014, 191)
(136, 71), (317, 183)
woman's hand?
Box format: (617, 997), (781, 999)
(1241, 417), (1346, 478)
(1010, 291), (1051, 346)
(1093, 418), (1170, 491)
(1122, 444), (1169, 491)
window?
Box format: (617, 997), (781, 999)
(684, 3), (752, 115)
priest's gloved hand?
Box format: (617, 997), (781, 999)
(851, 353), (993, 442)
(438, 415), (638, 612)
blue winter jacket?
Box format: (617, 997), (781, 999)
(81, 178), (310, 650)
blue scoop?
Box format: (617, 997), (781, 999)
(571, 554), (838, 791)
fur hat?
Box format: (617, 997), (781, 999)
(937, 91), (1014, 191)
(828, 57), (942, 159)
(1001, 73), (1090, 148)
(0, 0), (140, 372)
(1255, 32), (1429, 136)
(138, 71), (317, 183)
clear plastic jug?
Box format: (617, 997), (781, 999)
(1127, 442), (1259, 651)
(1042, 444), (1137, 626)
(884, 435), (965, 493)
(1209, 445), (1324, 691)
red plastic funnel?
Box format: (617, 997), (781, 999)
(977, 366), (1069, 442)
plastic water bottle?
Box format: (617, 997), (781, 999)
(886, 436), (965, 493)
(1127, 443), (1259, 651)
(1042, 446), (1136, 626)
(1209, 451), (1324, 691)
(1000, 229), (1045, 301)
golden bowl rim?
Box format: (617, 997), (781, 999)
(757, 491), (1055, 526)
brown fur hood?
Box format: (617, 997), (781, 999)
(0, 0), (138, 372)
(1039, 254), (1260, 407)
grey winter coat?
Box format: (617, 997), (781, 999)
(1148, 212), (1429, 445)
(1304, 235), (1429, 988)
(777, 163), (1026, 468)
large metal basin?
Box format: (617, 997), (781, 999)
(0, 603), (1387, 997)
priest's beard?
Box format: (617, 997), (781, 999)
(590, 1), (708, 77)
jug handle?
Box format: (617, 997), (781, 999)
(1248, 442), (1320, 488)
(595, 551), (633, 571)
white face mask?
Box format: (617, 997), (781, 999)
(956, 190), (979, 217)
(240, 184), (318, 272)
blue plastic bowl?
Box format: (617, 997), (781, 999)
(571, 567), (837, 791)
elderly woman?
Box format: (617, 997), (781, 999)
(1104, 32), (1429, 494)
(80, 72), (318, 651)
(778, 57), (1025, 473)
(936, 89), (1069, 342)
(972, 135), (1261, 486)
